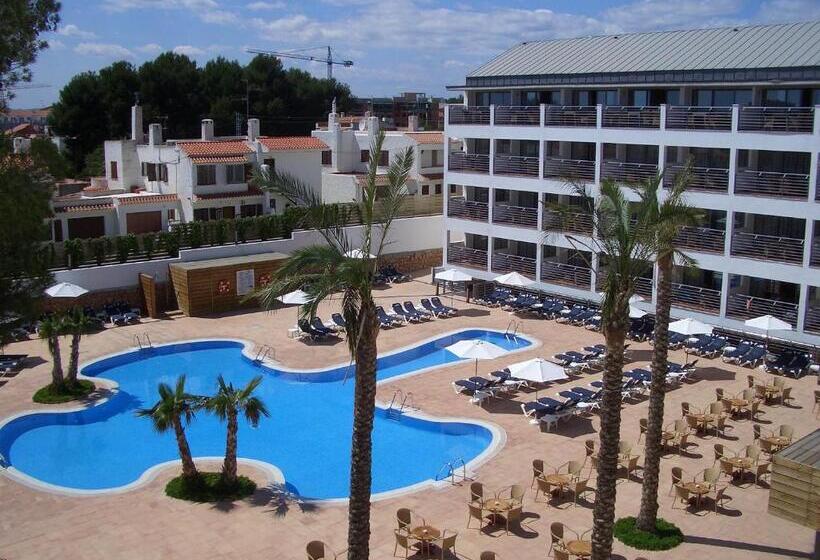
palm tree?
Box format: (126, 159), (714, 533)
(635, 170), (699, 532)
(253, 130), (413, 560)
(65, 309), (93, 386)
(557, 179), (656, 559)
(136, 375), (202, 480)
(204, 375), (269, 485)
(37, 315), (65, 389)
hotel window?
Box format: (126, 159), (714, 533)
(694, 89), (752, 107)
(763, 88), (811, 107)
(109, 161), (118, 179)
(196, 165), (216, 186)
(434, 184), (442, 195)
(430, 150), (441, 166)
(321, 150), (332, 165)
(522, 90), (559, 105)
(449, 185), (457, 194)
(422, 184), (430, 195)
(226, 164), (244, 184)
(360, 149), (369, 163)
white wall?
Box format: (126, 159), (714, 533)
(105, 140), (141, 191)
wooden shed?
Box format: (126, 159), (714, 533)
(169, 253), (288, 317)
(768, 428), (820, 534)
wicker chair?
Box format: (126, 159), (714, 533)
(669, 466), (684, 496)
(531, 459), (545, 489)
(469, 481), (484, 503)
(671, 485), (691, 510)
(392, 530), (415, 559)
(306, 541), (340, 560)
(639, 418), (648, 442)
(548, 522), (565, 557)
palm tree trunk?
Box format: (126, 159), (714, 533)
(637, 254), (672, 531)
(591, 299), (630, 560)
(223, 408), (239, 484)
(346, 301), (380, 560)
(49, 335), (64, 389)
(66, 332), (81, 385)
(172, 417), (199, 479)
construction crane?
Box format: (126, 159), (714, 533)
(246, 46), (353, 80)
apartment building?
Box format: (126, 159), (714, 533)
(442, 21), (820, 345)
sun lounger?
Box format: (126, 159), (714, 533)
(431, 297), (458, 316)
(404, 301), (433, 320)
(738, 346), (767, 368)
(722, 341), (753, 362)
(298, 319), (327, 341)
(331, 313), (347, 330)
(392, 303), (421, 323)
(311, 317), (335, 335)
(421, 298), (448, 318)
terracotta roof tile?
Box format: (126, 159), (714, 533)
(54, 203), (114, 214)
(194, 186), (263, 201)
(405, 132), (444, 145)
(190, 155), (248, 164)
(420, 172), (444, 181)
(354, 174), (391, 187)
(258, 136), (328, 151)
(177, 140), (253, 158)
(118, 194), (179, 206)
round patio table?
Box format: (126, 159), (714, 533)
(410, 525), (440, 552)
(728, 398), (748, 415)
(683, 481), (711, 507)
(755, 384), (780, 401)
(761, 435), (790, 452)
(565, 539), (592, 558)
(542, 473), (570, 496)
(725, 456), (754, 480)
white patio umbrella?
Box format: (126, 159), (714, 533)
(629, 305), (647, 319)
(277, 289), (313, 327)
(445, 339), (507, 376)
(744, 315), (792, 348)
(669, 317), (713, 336)
(494, 271), (534, 288)
(45, 282), (88, 298)
(507, 357), (567, 398)
(345, 249), (376, 259)
(597, 293), (644, 304)
(435, 269), (473, 283)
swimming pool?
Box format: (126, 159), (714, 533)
(0, 329), (532, 499)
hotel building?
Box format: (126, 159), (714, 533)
(442, 21), (820, 345)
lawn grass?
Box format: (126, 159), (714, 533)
(614, 516), (684, 551)
(165, 472), (257, 502)
(33, 380), (95, 404)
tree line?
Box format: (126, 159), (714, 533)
(48, 53), (354, 173)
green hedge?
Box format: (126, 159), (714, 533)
(614, 517), (684, 551)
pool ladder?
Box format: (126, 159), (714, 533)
(134, 333), (152, 350)
(435, 457), (468, 485)
(386, 389), (415, 420)
(504, 320), (521, 341)
(254, 344), (275, 364)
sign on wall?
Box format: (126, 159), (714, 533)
(236, 269), (255, 296)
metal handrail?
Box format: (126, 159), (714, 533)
(731, 231), (805, 264)
(494, 105), (540, 126)
(804, 307), (820, 334)
(601, 105), (660, 129)
(727, 294), (798, 323)
(734, 169), (810, 199)
(447, 244), (488, 269)
(493, 155), (539, 176)
(493, 203), (538, 228)
(738, 106), (814, 134)
(491, 252), (536, 276)
(542, 157), (596, 181)
(448, 152), (490, 173)
(674, 226), (726, 254)
(448, 105), (490, 125)
(542, 209), (594, 235)
(602, 161), (658, 184)
(544, 105), (598, 127)
(671, 283), (721, 314)
(665, 106), (732, 131)
(663, 164), (729, 192)
(447, 197), (489, 221)
(540, 261), (593, 289)
(811, 239), (820, 268)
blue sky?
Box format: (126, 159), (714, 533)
(12, 0), (820, 108)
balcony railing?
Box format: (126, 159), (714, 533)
(447, 197), (488, 222)
(674, 226), (726, 254)
(494, 105), (540, 126)
(542, 209), (593, 236)
(727, 294), (798, 324)
(671, 283), (721, 314)
(448, 152), (489, 174)
(543, 157), (595, 181)
(805, 306), (820, 334)
(544, 105), (598, 127)
(664, 164), (729, 193)
(602, 161), (658, 184)
(448, 105), (490, 125)
(494, 155), (539, 177)
(491, 252), (536, 277)
(731, 231), (805, 265)
(447, 243), (488, 269)
(665, 106), (732, 131)
(541, 261), (592, 290)
(811, 239), (820, 268)
(734, 170), (810, 199)
(602, 106), (660, 129)
(635, 277), (653, 299)
(738, 106), (814, 134)
(493, 203), (538, 228)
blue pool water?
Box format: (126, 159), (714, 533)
(0, 329), (530, 499)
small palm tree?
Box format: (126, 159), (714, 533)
(64, 309), (94, 386)
(204, 375), (269, 485)
(556, 178), (656, 560)
(136, 375), (202, 480)
(37, 315), (65, 389)
(635, 170), (700, 532)
(253, 130), (413, 559)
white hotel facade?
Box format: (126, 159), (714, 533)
(442, 21), (820, 345)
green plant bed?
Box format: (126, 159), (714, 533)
(614, 516), (684, 551)
(32, 380), (95, 404)
(165, 472), (257, 502)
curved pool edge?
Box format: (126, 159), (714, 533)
(0, 327), (538, 501)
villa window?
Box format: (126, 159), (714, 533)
(430, 150), (441, 167)
(379, 150), (389, 166)
(449, 185), (457, 194)
(196, 165), (216, 186)
(158, 164), (168, 182)
(109, 161), (118, 179)
(435, 184), (442, 195)
(422, 184), (430, 195)
(321, 150), (332, 165)
(141, 162), (157, 181)
(360, 149), (369, 163)
(225, 164), (245, 184)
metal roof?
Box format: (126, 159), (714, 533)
(469, 21), (820, 79)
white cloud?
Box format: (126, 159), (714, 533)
(137, 43), (164, 54)
(602, 0), (745, 32)
(74, 42), (135, 59)
(172, 45), (206, 56)
(756, 0), (820, 22)
(200, 9), (238, 24)
(246, 1), (285, 10)
(101, 0), (217, 11)
(56, 24), (97, 39)
(47, 39), (66, 50)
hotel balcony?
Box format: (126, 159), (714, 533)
(448, 152), (489, 174)
(811, 224), (820, 268)
(448, 105), (490, 125)
(494, 105), (540, 126)
(491, 239), (537, 277)
(447, 233), (488, 270)
(543, 157), (596, 182)
(664, 164), (729, 192)
(493, 154), (539, 177)
(543, 105), (598, 127)
(541, 246), (593, 290)
(675, 225), (726, 254)
(493, 188), (539, 229)
(446, 186), (489, 222)
(726, 276), (799, 325)
(738, 106), (815, 134)
(602, 161), (658, 184)
(665, 106), (732, 131)
(596, 262), (653, 299)
(601, 105), (660, 129)
(734, 169), (810, 199)
(805, 287), (820, 334)
(670, 267), (723, 315)
(730, 213), (805, 265)
(542, 194), (594, 236)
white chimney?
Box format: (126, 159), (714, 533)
(201, 119), (214, 141)
(247, 118), (260, 142)
(148, 123), (162, 146)
(407, 115), (419, 131)
(131, 104), (144, 142)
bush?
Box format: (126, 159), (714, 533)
(33, 380), (95, 404)
(142, 233), (155, 260)
(115, 235), (132, 263)
(87, 237), (108, 265)
(165, 472), (256, 502)
(614, 517), (683, 551)
(159, 230), (180, 257)
(63, 238), (84, 269)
